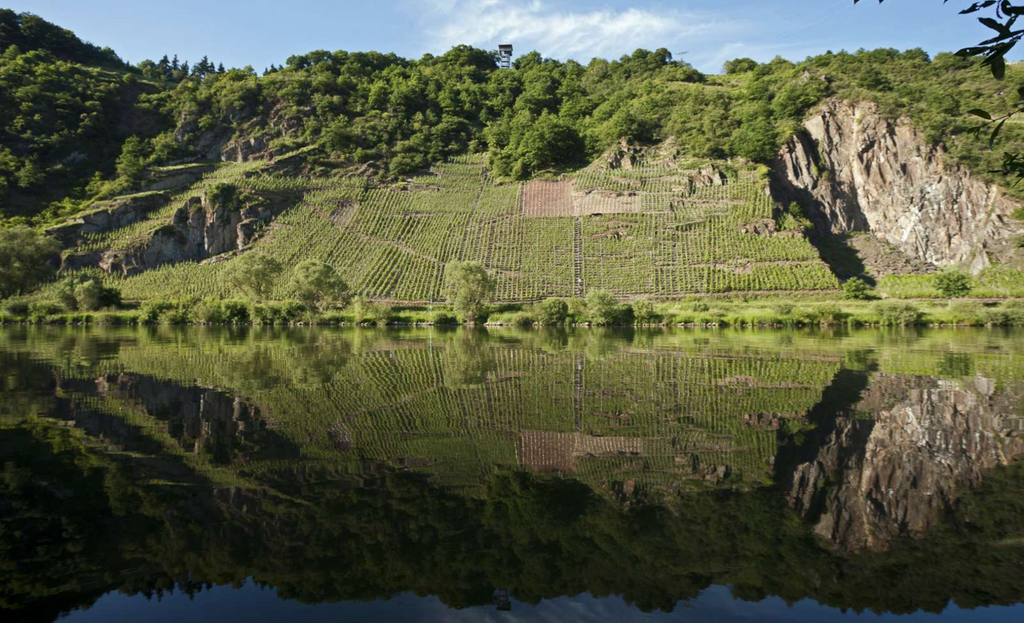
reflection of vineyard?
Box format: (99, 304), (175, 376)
(63, 154), (839, 303)
(11, 329), (844, 498)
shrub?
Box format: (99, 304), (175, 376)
(221, 299), (250, 324)
(511, 312), (536, 327)
(567, 297), (587, 322)
(430, 310), (459, 325)
(140, 299), (175, 324)
(815, 303), (845, 325)
(692, 302), (711, 312)
(536, 298), (569, 325)
(586, 290), (621, 325)
(934, 269), (972, 300)
(352, 297), (392, 325)
(874, 301), (921, 326)
(195, 298), (226, 324)
(1, 298), (30, 316)
(631, 298), (657, 323)
(842, 277), (873, 300)
(772, 301), (796, 316)
(947, 300), (985, 324)
(27, 300), (64, 316)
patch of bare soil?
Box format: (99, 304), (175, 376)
(572, 190), (641, 216)
(523, 179), (574, 217)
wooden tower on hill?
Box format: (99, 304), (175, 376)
(498, 44), (513, 69)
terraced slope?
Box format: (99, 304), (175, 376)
(7, 328), (842, 496)
(52, 153), (839, 303)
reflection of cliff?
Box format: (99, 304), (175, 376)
(51, 373), (298, 469)
(787, 374), (1024, 552)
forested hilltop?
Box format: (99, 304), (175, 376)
(4, 8), (1024, 223)
(1, 9), (1023, 321)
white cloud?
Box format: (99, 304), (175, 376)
(421, 0), (736, 64)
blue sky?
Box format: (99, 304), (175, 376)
(6, 0), (1017, 73)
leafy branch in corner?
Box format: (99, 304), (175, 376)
(857, 0), (1024, 180)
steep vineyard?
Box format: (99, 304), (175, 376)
(53, 153), (840, 303)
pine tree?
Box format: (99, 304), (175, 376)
(180, 60), (190, 77)
(196, 55), (210, 76)
(217, 62), (225, 73)
(171, 54), (179, 71)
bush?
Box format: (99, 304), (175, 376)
(1, 298), (30, 316)
(221, 299), (250, 324)
(536, 298), (569, 325)
(510, 312), (536, 327)
(815, 303), (845, 325)
(874, 301), (921, 326)
(352, 297), (392, 325)
(772, 301), (796, 316)
(692, 302), (711, 312)
(140, 299), (175, 324)
(586, 290), (621, 325)
(250, 300), (306, 325)
(842, 277), (873, 300)
(195, 298), (226, 323)
(934, 269), (973, 300)
(567, 297), (587, 322)
(947, 300), (985, 324)
(430, 310), (459, 325)
(27, 300), (64, 316)
(631, 298), (657, 323)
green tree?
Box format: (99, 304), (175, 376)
(934, 269), (972, 304)
(586, 290), (621, 325)
(536, 298), (569, 325)
(632, 298), (656, 323)
(443, 261), (495, 321)
(0, 226), (59, 298)
(219, 253), (283, 301)
(286, 260), (349, 311)
(73, 279), (102, 311)
(724, 58), (759, 74)
(115, 135), (150, 182)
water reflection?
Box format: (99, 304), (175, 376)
(2, 326), (1024, 621)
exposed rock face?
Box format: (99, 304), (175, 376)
(47, 192), (170, 248)
(786, 373), (1024, 552)
(773, 99), (1024, 272)
(99, 188), (275, 276)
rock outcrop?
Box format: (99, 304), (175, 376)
(773, 98), (1024, 272)
(46, 192), (170, 247)
(786, 373), (1024, 552)
(99, 187), (278, 276)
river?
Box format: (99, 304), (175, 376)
(2, 326), (1023, 622)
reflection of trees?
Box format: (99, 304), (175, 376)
(3, 327), (1024, 620)
(441, 328), (496, 388)
(4, 413), (1024, 621)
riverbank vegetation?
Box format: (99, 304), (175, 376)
(4, 292), (1024, 328)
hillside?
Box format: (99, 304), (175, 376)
(2, 10), (1024, 310)
(42, 150), (839, 303)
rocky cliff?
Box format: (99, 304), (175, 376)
(786, 373), (1024, 552)
(773, 98), (1024, 273)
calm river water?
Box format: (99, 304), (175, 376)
(2, 326), (1024, 622)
